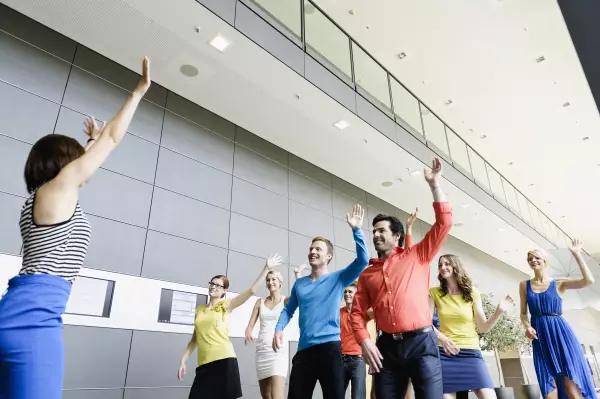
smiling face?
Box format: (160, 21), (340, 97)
(308, 239), (333, 268)
(438, 256), (454, 280)
(527, 251), (546, 271)
(265, 272), (282, 293)
(372, 220), (400, 254)
(208, 277), (227, 299)
(343, 285), (357, 305)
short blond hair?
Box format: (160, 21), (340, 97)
(527, 248), (549, 263)
(266, 270), (284, 285)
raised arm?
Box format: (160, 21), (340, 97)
(405, 207), (418, 248)
(56, 57), (151, 189)
(473, 292), (514, 333)
(293, 264), (307, 280)
(415, 158), (452, 263)
(340, 205), (369, 285)
(228, 254), (282, 311)
(178, 329), (197, 381)
(244, 299), (261, 345)
(519, 281), (538, 340)
(558, 239), (595, 292)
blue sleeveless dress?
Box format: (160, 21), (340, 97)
(527, 279), (597, 399)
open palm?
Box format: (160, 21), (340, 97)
(424, 157), (443, 185)
(497, 294), (514, 312)
(346, 204), (365, 229)
(569, 238), (583, 254)
(407, 207), (419, 228)
(265, 254), (283, 270)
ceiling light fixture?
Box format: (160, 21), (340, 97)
(453, 222), (464, 227)
(409, 170), (421, 177)
(445, 99), (453, 105)
(562, 101), (571, 107)
(583, 136), (590, 141)
(460, 204), (470, 209)
(497, 228), (505, 232)
(348, 9), (355, 15)
(480, 134), (487, 139)
(381, 181), (393, 188)
(333, 120), (350, 130)
(179, 64), (199, 77)
(396, 177), (404, 183)
(508, 162), (514, 166)
(536, 56), (545, 63)
(209, 34), (232, 52)
(529, 183), (535, 187)
(396, 52), (406, 60)
(561, 216), (566, 219)
(194, 26), (202, 33)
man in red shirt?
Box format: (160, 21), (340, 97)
(341, 282), (368, 399)
(350, 158), (452, 399)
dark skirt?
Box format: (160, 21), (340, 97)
(188, 357), (242, 399)
(440, 349), (495, 394)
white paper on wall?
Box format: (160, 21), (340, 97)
(66, 276), (110, 317)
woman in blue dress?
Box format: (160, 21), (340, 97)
(520, 239), (597, 399)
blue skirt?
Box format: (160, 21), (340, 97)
(0, 274), (72, 399)
(440, 348), (495, 394)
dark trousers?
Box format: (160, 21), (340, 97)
(343, 355), (367, 399)
(288, 341), (345, 399)
(374, 329), (442, 399)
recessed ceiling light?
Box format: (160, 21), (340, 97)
(409, 170), (421, 177)
(529, 183), (535, 187)
(547, 201), (552, 204)
(460, 204), (470, 209)
(583, 136), (590, 141)
(536, 56), (545, 63)
(396, 177), (404, 183)
(381, 181), (393, 188)
(504, 250), (510, 254)
(333, 120), (350, 130)
(294, 93), (301, 100)
(365, 25), (370, 30)
(209, 34), (232, 52)
(396, 52), (407, 60)
(562, 101), (571, 107)
(480, 134), (487, 139)
(454, 222), (464, 227)
(561, 216), (566, 219)
(445, 99), (453, 105)
(179, 64), (199, 77)
(508, 162), (514, 166)
(194, 26), (202, 33)
(348, 9), (355, 15)
(497, 228), (505, 232)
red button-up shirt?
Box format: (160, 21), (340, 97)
(340, 307), (362, 355)
(350, 202), (452, 343)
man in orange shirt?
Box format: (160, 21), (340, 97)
(350, 158), (452, 399)
(341, 282), (367, 399)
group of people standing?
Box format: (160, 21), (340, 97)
(0, 57), (596, 399)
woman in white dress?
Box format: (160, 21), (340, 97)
(245, 267), (304, 399)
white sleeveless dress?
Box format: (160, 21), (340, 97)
(256, 297), (288, 380)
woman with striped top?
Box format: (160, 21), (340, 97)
(0, 57), (151, 399)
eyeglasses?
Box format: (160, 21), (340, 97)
(208, 282), (224, 289)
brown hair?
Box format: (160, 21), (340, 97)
(211, 275), (230, 298)
(24, 134), (85, 193)
(312, 236), (334, 264)
(437, 254), (474, 303)
(347, 281), (358, 290)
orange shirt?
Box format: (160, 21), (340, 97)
(340, 307), (362, 355)
(350, 202), (452, 343)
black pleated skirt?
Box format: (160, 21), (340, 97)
(188, 357), (242, 399)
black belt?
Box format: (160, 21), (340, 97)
(342, 354), (361, 359)
(534, 313), (561, 317)
(380, 326), (432, 341)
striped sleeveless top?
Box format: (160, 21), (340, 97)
(18, 191), (92, 283)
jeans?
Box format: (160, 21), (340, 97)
(288, 341), (345, 399)
(343, 355), (367, 399)
(374, 329), (442, 399)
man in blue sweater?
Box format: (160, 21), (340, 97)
(273, 204), (369, 399)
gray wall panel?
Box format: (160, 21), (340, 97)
(0, 192), (24, 255)
(197, 0), (237, 26)
(231, 337), (258, 386)
(229, 213), (289, 259)
(333, 246), (357, 273)
(142, 230), (228, 285)
(160, 111), (234, 173)
(333, 218), (358, 252)
(79, 169), (153, 228)
(155, 146), (232, 209)
(356, 94), (396, 143)
(126, 330), (195, 387)
(0, 31), (71, 102)
(62, 390), (124, 399)
(63, 326), (132, 389)
(289, 171), (333, 214)
(235, 2), (304, 76)
(241, 384), (263, 399)
(332, 190), (367, 222)
(288, 232), (311, 267)
(0, 80), (60, 144)
(233, 146), (289, 196)
(231, 177), (288, 229)
(305, 54), (357, 113)
(288, 201), (334, 242)
(165, 93), (235, 141)
(84, 215), (147, 275)
(55, 107), (160, 184)
(332, 176), (367, 203)
(235, 127), (288, 166)
(124, 387), (190, 399)
(62, 68), (163, 144)
(0, 135), (30, 197)
(227, 250), (289, 297)
(148, 187), (230, 247)
(289, 154), (331, 187)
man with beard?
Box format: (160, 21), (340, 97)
(273, 205), (369, 399)
(351, 158), (452, 399)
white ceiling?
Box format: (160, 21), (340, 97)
(6, 0), (589, 280)
(312, 0), (600, 259)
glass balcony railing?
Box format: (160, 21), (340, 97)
(247, 0), (571, 249)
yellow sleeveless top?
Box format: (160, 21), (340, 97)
(430, 286), (481, 349)
(194, 300), (236, 366)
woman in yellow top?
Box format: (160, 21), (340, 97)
(429, 254), (514, 399)
(178, 254), (282, 399)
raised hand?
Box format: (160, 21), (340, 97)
(346, 204), (365, 229)
(134, 56), (151, 96)
(569, 238), (583, 254)
(265, 254), (283, 271)
(83, 116), (105, 140)
(525, 326), (538, 340)
(424, 157), (443, 186)
(407, 207), (419, 228)
(440, 336), (460, 356)
(294, 263), (307, 276)
(497, 294), (515, 313)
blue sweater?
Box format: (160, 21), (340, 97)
(275, 228), (369, 351)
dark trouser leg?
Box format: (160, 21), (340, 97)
(406, 330), (443, 399)
(374, 335), (410, 399)
(288, 347), (318, 399)
(343, 358), (352, 395)
(348, 357), (367, 399)
(316, 341), (345, 399)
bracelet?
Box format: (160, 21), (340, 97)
(87, 138), (96, 144)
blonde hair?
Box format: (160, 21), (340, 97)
(527, 248), (549, 263)
(266, 270), (284, 285)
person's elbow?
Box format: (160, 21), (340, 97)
(584, 276), (595, 287)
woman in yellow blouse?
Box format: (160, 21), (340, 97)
(430, 254), (514, 399)
(178, 254), (282, 399)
